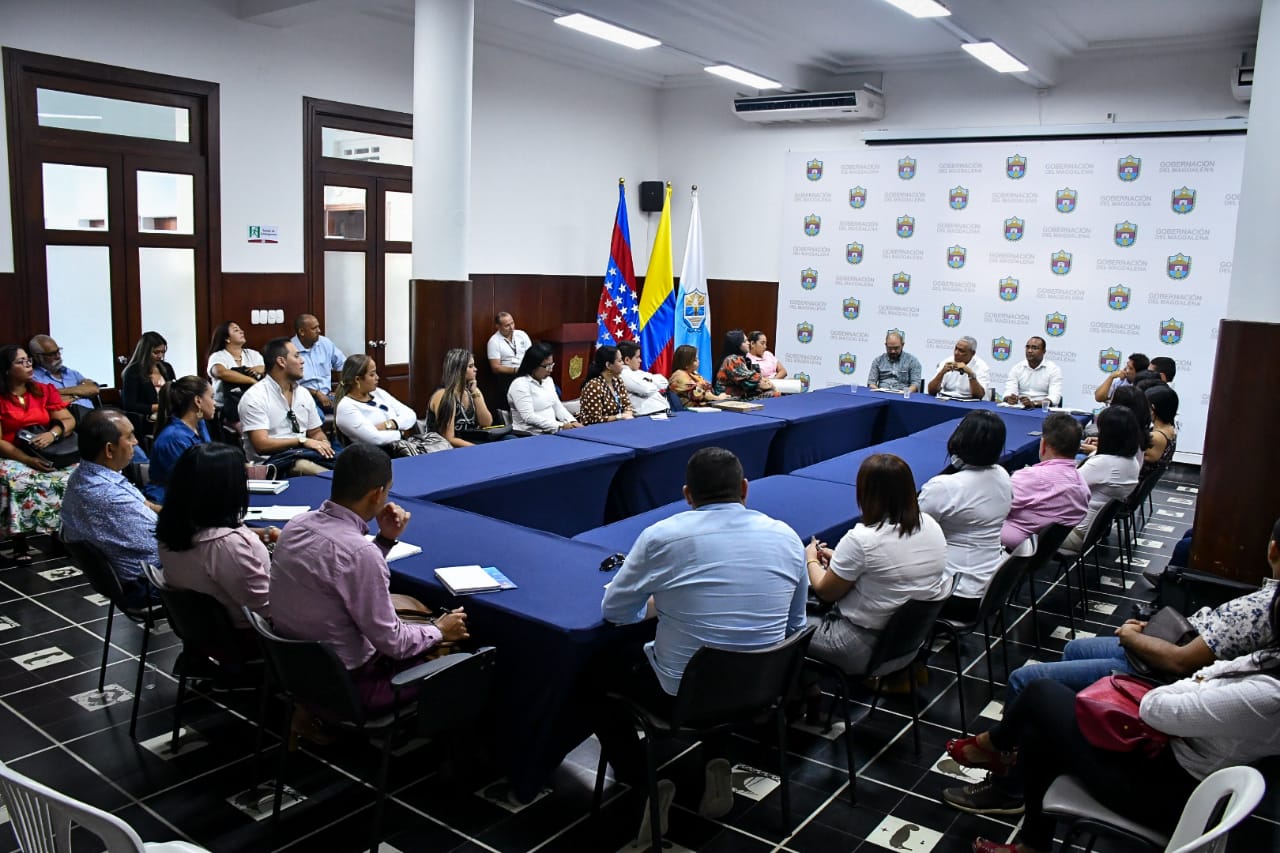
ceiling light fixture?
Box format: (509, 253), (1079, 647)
(705, 65), (783, 90)
(961, 41), (1029, 73)
(879, 0), (951, 18)
(553, 13), (660, 50)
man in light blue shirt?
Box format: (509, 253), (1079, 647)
(866, 331), (922, 392)
(30, 334), (100, 418)
(290, 313), (347, 415)
(597, 447), (807, 827)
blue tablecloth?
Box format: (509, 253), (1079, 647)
(247, 475), (332, 524)
(316, 436), (633, 537)
(735, 393), (888, 474)
(791, 432), (954, 492)
(572, 474), (863, 554)
(821, 388), (992, 438)
(556, 412), (784, 519)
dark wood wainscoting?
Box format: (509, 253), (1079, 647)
(217, 272), (310, 349)
(0, 272), (22, 347)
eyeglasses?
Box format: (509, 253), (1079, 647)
(12, 358), (33, 366)
(36, 349), (63, 357)
(286, 409), (302, 433)
(539, 361), (555, 370)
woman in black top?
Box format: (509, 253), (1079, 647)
(121, 331), (176, 422)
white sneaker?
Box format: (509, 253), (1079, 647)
(634, 779), (676, 848)
(698, 758), (734, 819)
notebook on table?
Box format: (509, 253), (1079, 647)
(434, 564), (517, 595)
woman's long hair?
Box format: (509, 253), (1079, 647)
(155, 376), (210, 438)
(125, 331), (169, 376)
(856, 453), (923, 537)
(434, 348), (474, 433)
(0, 344), (43, 400)
(586, 345), (619, 382)
(334, 354), (373, 409)
(721, 330), (746, 363)
(156, 443), (249, 551)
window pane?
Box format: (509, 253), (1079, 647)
(321, 127), (412, 167)
(324, 185), (366, 240)
(46, 245), (115, 384)
(139, 248), (198, 378)
(383, 253), (412, 365)
(137, 171), (194, 234)
(37, 88), (189, 143)
(385, 191), (412, 242)
(42, 163), (109, 231)
(324, 251), (367, 359)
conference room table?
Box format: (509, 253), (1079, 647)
(791, 429), (955, 491)
(572, 474), (864, 554)
(555, 411), (785, 519)
(729, 392), (889, 474)
(314, 435), (634, 537)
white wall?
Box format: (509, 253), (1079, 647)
(655, 47), (1251, 282)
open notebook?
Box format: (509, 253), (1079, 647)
(434, 564), (517, 595)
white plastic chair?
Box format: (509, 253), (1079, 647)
(0, 759), (209, 852)
(1043, 765), (1266, 853)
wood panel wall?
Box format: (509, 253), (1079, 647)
(0, 273), (22, 348)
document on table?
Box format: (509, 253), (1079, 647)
(434, 564), (515, 595)
(244, 505), (310, 522)
(247, 479), (290, 494)
(363, 534), (423, 562)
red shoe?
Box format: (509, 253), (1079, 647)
(972, 838), (1019, 853)
(945, 735), (1016, 774)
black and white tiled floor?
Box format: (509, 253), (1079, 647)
(1, 463), (1276, 851)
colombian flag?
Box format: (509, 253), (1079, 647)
(639, 184), (675, 375)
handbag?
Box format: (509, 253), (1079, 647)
(1075, 673), (1169, 757)
(16, 427), (80, 468)
(1125, 607), (1199, 680)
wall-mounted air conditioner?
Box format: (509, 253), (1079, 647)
(733, 87), (885, 123)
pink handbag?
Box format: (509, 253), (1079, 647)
(1075, 674), (1169, 757)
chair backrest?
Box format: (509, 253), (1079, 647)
(1075, 498), (1127, 557)
(671, 625), (816, 729)
(867, 594), (951, 676)
(975, 553), (1032, 622)
(62, 539), (127, 606)
(1165, 765), (1266, 853)
(1026, 522), (1073, 577)
(0, 758), (146, 852)
(242, 609), (367, 725)
(1128, 466), (1164, 511)
(143, 563), (247, 670)
(412, 647), (500, 739)
(665, 388), (687, 412)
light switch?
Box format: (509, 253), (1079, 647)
(251, 309), (263, 325)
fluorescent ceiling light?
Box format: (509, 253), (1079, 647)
(962, 41), (1029, 73)
(705, 65), (783, 90)
(879, 0), (951, 18)
(553, 13), (660, 49)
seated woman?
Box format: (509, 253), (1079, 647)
(668, 344), (728, 408)
(146, 376), (215, 504)
(335, 354), (449, 456)
(746, 330), (788, 380)
(1062, 406), (1141, 554)
(507, 343), (581, 433)
(121, 331), (176, 426)
(714, 329), (778, 400)
(0, 344), (77, 564)
(805, 453), (949, 674)
(917, 411), (1012, 620)
(427, 348), (494, 447)
(1143, 384), (1179, 477)
(947, 586), (1280, 853)
(577, 345), (635, 425)
(1086, 384), (1151, 461)
(156, 443), (272, 632)
(206, 321), (263, 422)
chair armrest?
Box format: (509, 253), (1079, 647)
(391, 646), (496, 690)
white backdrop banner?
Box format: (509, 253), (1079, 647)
(776, 135), (1245, 458)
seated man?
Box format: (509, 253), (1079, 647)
(943, 517), (1280, 816)
(1000, 412), (1090, 553)
(270, 443), (468, 716)
(927, 336), (989, 400)
(1002, 336), (1063, 408)
(29, 334), (101, 422)
(617, 341), (669, 416)
(866, 331), (922, 392)
(1093, 352), (1148, 403)
(596, 447), (808, 830)
(1150, 355), (1177, 385)
(290, 313), (347, 415)
(60, 408), (159, 608)
(239, 337), (336, 476)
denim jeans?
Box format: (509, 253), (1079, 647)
(1005, 635), (1132, 707)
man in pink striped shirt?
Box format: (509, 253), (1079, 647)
(1000, 413), (1090, 553)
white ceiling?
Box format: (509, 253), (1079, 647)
(241, 0), (1262, 90)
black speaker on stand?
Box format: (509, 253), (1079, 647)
(639, 181), (665, 213)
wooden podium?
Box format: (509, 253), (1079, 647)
(540, 323), (597, 400)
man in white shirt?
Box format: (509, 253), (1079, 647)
(927, 336), (990, 400)
(485, 312), (532, 377)
(617, 341), (669, 416)
(239, 337), (336, 476)
(1002, 336), (1064, 407)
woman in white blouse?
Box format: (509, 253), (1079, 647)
(206, 321), (264, 410)
(334, 354), (449, 455)
(1061, 405), (1141, 554)
(506, 343), (581, 434)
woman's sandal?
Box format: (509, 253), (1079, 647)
(945, 735), (1016, 774)
(972, 838), (1021, 853)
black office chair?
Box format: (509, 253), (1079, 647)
(1117, 467), (1166, 576)
(592, 626), (816, 853)
(243, 609), (497, 853)
(141, 563), (261, 750)
(805, 591), (951, 805)
(664, 388), (687, 412)
(1054, 498), (1127, 632)
(931, 554), (1031, 735)
(61, 540), (163, 740)
(1015, 522), (1074, 652)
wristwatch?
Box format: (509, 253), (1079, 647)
(297, 434), (306, 446)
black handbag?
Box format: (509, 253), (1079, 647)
(1124, 607), (1199, 680)
(16, 427), (80, 468)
